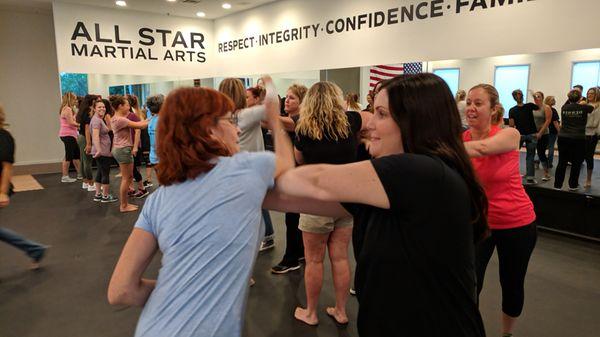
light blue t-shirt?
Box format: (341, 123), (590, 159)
(147, 115), (159, 164)
(134, 151), (275, 337)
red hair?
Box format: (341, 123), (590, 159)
(156, 87), (234, 186)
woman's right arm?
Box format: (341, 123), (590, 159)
(463, 127), (521, 158)
(127, 119), (149, 129)
(108, 228), (158, 307)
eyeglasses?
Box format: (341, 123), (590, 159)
(219, 113), (238, 126)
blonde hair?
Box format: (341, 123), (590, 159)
(455, 89), (466, 102)
(544, 96), (556, 106)
(470, 84), (503, 124)
(60, 92), (78, 115)
(345, 92), (361, 111)
(587, 87), (600, 108)
(493, 104), (505, 125)
(287, 84), (308, 103)
(219, 78), (246, 111)
(0, 104), (6, 128)
(296, 81), (349, 141)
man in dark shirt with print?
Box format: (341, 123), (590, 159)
(554, 90), (594, 190)
(509, 89), (539, 184)
(0, 105), (48, 270)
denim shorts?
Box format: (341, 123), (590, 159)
(111, 146), (133, 165)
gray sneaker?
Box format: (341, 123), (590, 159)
(101, 194), (118, 203)
(61, 176), (77, 183)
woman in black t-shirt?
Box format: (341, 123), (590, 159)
(265, 73), (488, 337)
(293, 82), (362, 326)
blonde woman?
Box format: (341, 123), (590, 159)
(293, 81), (362, 326)
(58, 92), (82, 183)
(585, 87), (600, 187)
(544, 96), (561, 168)
(456, 89), (468, 128)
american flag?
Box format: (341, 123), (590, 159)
(369, 62), (423, 88)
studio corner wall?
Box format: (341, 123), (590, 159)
(0, 7), (63, 168)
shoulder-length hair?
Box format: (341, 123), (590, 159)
(76, 94), (98, 123)
(60, 92), (78, 115)
(296, 81), (349, 141)
(219, 78), (246, 111)
(381, 73), (489, 243)
(156, 87), (234, 186)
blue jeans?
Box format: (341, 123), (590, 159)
(520, 134), (537, 178)
(262, 209), (274, 238)
(0, 227), (46, 260)
(547, 133), (558, 168)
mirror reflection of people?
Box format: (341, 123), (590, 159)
(0, 104), (48, 270)
(108, 85), (293, 337)
(456, 89), (468, 129)
(584, 87), (600, 188)
(266, 73), (487, 337)
(463, 84), (537, 337)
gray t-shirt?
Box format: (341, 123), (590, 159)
(133, 151), (275, 337)
(237, 105), (265, 152)
(90, 115), (112, 157)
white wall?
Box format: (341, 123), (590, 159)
(0, 7), (62, 166)
(357, 49), (600, 112)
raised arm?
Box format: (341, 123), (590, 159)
(275, 160), (389, 209)
(263, 76), (295, 178)
(464, 127), (521, 158)
(108, 228), (158, 307)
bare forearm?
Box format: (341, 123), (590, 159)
(133, 130), (141, 149)
(0, 163), (12, 195)
(109, 279), (156, 307)
(85, 125), (92, 144)
(276, 165), (335, 201)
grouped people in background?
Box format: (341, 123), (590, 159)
(463, 84), (537, 337)
(584, 87), (600, 188)
(58, 92), (82, 183)
(219, 78), (276, 252)
(127, 95), (150, 199)
(554, 90), (594, 191)
(271, 83), (308, 274)
(145, 94), (164, 184)
(90, 99), (117, 203)
(544, 96), (561, 168)
(0, 104), (48, 270)
(532, 91), (552, 181)
(292, 82), (362, 326)
(509, 89), (539, 184)
(110, 95), (149, 213)
(345, 92), (361, 112)
(456, 89), (468, 129)
(108, 83), (294, 337)
(269, 73), (487, 336)
(76, 94), (98, 191)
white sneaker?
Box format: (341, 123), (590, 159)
(87, 185), (96, 192)
(61, 176), (76, 183)
(82, 182), (89, 189)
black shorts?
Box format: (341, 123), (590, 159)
(60, 136), (80, 161)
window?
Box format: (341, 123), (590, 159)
(60, 73), (88, 96)
(433, 68), (460, 97)
(494, 65), (530, 118)
(571, 61), (600, 94)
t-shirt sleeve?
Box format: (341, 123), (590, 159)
(525, 103), (538, 110)
(370, 154), (441, 212)
(112, 117), (127, 132)
(295, 134), (304, 152)
(134, 194), (156, 235)
(243, 151), (276, 189)
(508, 107), (515, 120)
(0, 131), (15, 164)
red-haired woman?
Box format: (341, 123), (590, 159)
(108, 81), (294, 337)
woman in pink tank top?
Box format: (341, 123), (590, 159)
(58, 92), (82, 183)
(463, 84), (537, 337)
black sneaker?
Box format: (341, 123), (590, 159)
(259, 239), (275, 252)
(143, 180), (153, 188)
(298, 256), (305, 263)
(271, 262), (301, 274)
(101, 194), (118, 203)
(134, 189), (150, 199)
(93, 194), (103, 202)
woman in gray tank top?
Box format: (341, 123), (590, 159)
(532, 91), (552, 180)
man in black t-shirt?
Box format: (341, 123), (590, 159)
(508, 89), (539, 183)
(0, 112), (48, 270)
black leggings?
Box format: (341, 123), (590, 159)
(536, 134), (549, 169)
(554, 137), (586, 189)
(94, 156), (111, 185)
(281, 212), (304, 265)
(585, 135), (598, 171)
(132, 149), (143, 183)
(476, 221), (537, 318)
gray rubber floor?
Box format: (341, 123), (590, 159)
(0, 169), (599, 337)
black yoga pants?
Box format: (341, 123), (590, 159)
(60, 136), (80, 161)
(94, 156), (111, 185)
(476, 221), (537, 317)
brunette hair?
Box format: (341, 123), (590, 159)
(246, 86), (264, 99)
(146, 94), (164, 115)
(76, 94), (98, 123)
(102, 98), (115, 116)
(567, 89), (581, 103)
(287, 84), (308, 103)
(219, 78), (246, 111)
(345, 92), (361, 111)
(110, 95), (128, 112)
(381, 74), (488, 243)
(156, 87), (234, 186)
(127, 94), (145, 120)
